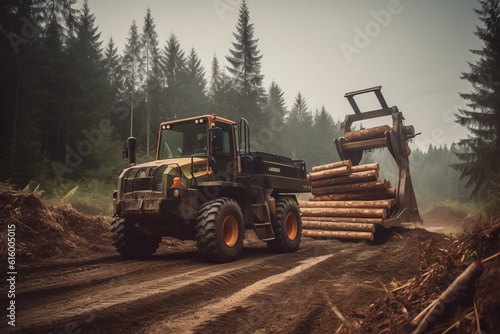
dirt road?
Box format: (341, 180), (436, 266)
(2, 228), (447, 334)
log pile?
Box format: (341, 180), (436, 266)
(301, 160), (396, 241)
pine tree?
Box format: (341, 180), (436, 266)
(184, 47), (208, 117)
(122, 20), (144, 137)
(1, 0), (46, 184)
(208, 54), (237, 119)
(263, 82), (287, 154)
(61, 0), (109, 174)
(104, 37), (122, 98)
(39, 0), (78, 40)
(104, 37), (127, 139)
(312, 106), (340, 165)
(226, 0), (263, 96)
(161, 33), (186, 119)
(141, 8), (161, 155)
(40, 2), (69, 163)
(455, 0), (500, 197)
(226, 0), (264, 120)
(287, 92), (312, 160)
(161, 33), (186, 88)
(209, 54), (223, 97)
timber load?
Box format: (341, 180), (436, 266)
(301, 86), (423, 241)
(301, 159), (396, 241)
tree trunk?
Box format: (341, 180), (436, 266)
(299, 199), (395, 209)
(311, 160), (352, 173)
(300, 207), (388, 218)
(302, 221), (376, 232)
(345, 125), (390, 142)
(301, 216), (384, 224)
(309, 188), (396, 201)
(310, 170), (379, 188)
(308, 165), (351, 181)
(302, 229), (374, 241)
(403, 125), (415, 136)
(350, 163), (380, 173)
(312, 180), (389, 196)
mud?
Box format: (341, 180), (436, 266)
(0, 191), (468, 333)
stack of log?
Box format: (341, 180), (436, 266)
(300, 160), (396, 241)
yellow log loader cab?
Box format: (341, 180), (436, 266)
(112, 115), (310, 262)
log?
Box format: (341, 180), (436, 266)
(299, 199), (395, 209)
(302, 221), (376, 232)
(345, 125), (391, 142)
(350, 163), (379, 173)
(403, 125), (415, 136)
(302, 229), (374, 241)
(312, 180), (389, 196)
(309, 166), (351, 181)
(301, 216), (384, 225)
(311, 160), (352, 173)
(309, 188), (396, 201)
(300, 207), (388, 218)
(310, 170), (379, 188)
(412, 261), (481, 334)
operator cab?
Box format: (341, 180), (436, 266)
(157, 115), (239, 181)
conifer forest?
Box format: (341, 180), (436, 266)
(1, 0), (499, 216)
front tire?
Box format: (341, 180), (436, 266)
(195, 198), (244, 263)
(111, 218), (161, 259)
(267, 197), (302, 253)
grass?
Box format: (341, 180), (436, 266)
(427, 200), (482, 219)
(1, 178), (116, 217)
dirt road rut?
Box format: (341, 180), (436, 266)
(3, 229), (441, 333)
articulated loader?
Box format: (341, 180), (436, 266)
(112, 115), (310, 262)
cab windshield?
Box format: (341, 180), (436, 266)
(158, 119), (208, 159)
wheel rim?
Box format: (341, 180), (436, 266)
(222, 215), (239, 247)
(285, 213), (298, 240)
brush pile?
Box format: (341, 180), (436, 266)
(343, 219), (500, 333)
(0, 190), (112, 262)
(301, 160), (396, 241)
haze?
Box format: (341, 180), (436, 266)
(78, 0), (482, 150)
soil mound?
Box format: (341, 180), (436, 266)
(0, 190), (113, 262)
(347, 219), (500, 333)
(422, 205), (477, 237)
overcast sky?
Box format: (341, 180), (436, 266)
(78, 0), (483, 150)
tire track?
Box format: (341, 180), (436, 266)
(146, 254), (335, 333)
(14, 240), (358, 333)
(16, 250), (281, 329)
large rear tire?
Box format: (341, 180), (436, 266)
(111, 218), (161, 259)
(267, 197), (302, 253)
(195, 198), (244, 263)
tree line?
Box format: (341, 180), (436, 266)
(0, 0), (342, 188)
(1, 0), (497, 217)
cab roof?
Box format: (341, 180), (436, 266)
(159, 114), (235, 127)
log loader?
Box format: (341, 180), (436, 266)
(112, 115), (310, 262)
(334, 86), (423, 227)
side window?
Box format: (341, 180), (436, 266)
(222, 131), (230, 154)
(215, 121), (233, 155)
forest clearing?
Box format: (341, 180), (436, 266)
(2, 0), (500, 333)
(0, 190), (499, 333)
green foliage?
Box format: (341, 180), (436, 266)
(485, 172), (500, 219)
(225, 0), (264, 99)
(1, 0), (489, 219)
(63, 185), (79, 200)
(455, 0), (500, 197)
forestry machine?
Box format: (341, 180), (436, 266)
(112, 115), (310, 262)
(334, 86), (423, 226)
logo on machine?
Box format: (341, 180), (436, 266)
(268, 167), (281, 173)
